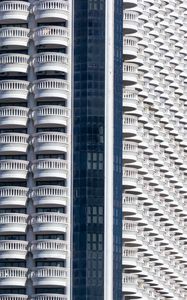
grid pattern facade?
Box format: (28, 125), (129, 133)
(0, 1), (71, 300)
(123, 0), (187, 299)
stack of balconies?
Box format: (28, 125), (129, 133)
(123, 0), (187, 299)
(0, 1), (70, 299)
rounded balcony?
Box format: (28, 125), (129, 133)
(122, 195), (137, 215)
(123, 168), (138, 189)
(0, 133), (28, 154)
(33, 0), (68, 22)
(0, 240), (28, 259)
(31, 240), (67, 260)
(0, 296), (28, 300)
(0, 160), (28, 179)
(32, 159), (68, 180)
(31, 185), (68, 207)
(0, 106), (28, 128)
(122, 274), (137, 294)
(0, 267), (27, 286)
(123, 11), (138, 34)
(0, 27), (29, 48)
(0, 1), (29, 23)
(122, 247), (137, 267)
(123, 89), (138, 111)
(0, 80), (29, 100)
(32, 132), (68, 154)
(33, 105), (68, 127)
(0, 54), (29, 73)
(122, 221), (137, 241)
(31, 295), (67, 300)
(123, 115), (138, 137)
(123, 63), (137, 85)
(31, 212), (67, 233)
(123, 37), (138, 60)
(33, 53), (68, 73)
(33, 26), (68, 47)
(123, 141), (138, 163)
(33, 79), (68, 100)
(31, 267), (67, 287)
(0, 186), (28, 207)
(0, 213), (27, 233)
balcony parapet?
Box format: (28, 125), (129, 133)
(31, 212), (68, 233)
(33, 0), (68, 21)
(0, 1), (29, 22)
(0, 240), (28, 259)
(32, 132), (68, 153)
(32, 159), (68, 179)
(31, 185), (68, 206)
(33, 53), (68, 73)
(0, 267), (27, 286)
(31, 267), (67, 286)
(31, 239), (67, 259)
(0, 27), (29, 47)
(0, 80), (29, 100)
(33, 26), (68, 47)
(0, 186), (28, 206)
(33, 79), (69, 100)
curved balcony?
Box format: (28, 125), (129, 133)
(33, 79), (68, 100)
(0, 54), (29, 73)
(31, 185), (68, 207)
(0, 267), (27, 286)
(33, 26), (68, 47)
(31, 267), (67, 287)
(122, 221), (137, 240)
(0, 296), (28, 300)
(123, 63), (137, 85)
(32, 159), (68, 179)
(0, 213), (27, 233)
(0, 160), (28, 179)
(0, 27), (29, 48)
(31, 240), (67, 259)
(0, 186), (28, 206)
(122, 274), (137, 294)
(123, 12), (138, 34)
(123, 115), (138, 137)
(0, 80), (29, 100)
(123, 168), (138, 189)
(123, 141), (138, 163)
(33, 105), (68, 127)
(123, 37), (137, 60)
(122, 195), (137, 215)
(0, 1), (29, 23)
(122, 247), (137, 267)
(34, 0), (68, 21)
(0, 240), (28, 259)
(31, 212), (67, 233)
(31, 295), (67, 300)
(0, 106), (28, 128)
(32, 132), (68, 154)
(123, 89), (138, 111)
(0, 133), (28, 154)
(33, 53), (68, 73)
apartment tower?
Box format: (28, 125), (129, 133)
(0, 1), (123, 300)
(123, 0), (187, 299)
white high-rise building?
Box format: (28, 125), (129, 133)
(123, 0), (187, 299)
(0, 1), (123, 300)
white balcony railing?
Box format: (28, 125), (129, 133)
(0, 133), (28, 154)
(31, 267), (67, 286)
(32, 159), (68, 179)
(32, 132), (68, 153)
(31, 295), (67, 300)
(0, 213), (27, 233)
(0, 160), (28, 179)
(0, 240), (28, 259)
(31, 185), (68, 206)
(0, 186), (28, 206)
(31, 212), (68, 233)
(0, 1), (29, 21)
(34, 0), (68, 21)
(0, 80), (29, 100)
(0, 106), (28, 127)
(0, 27), (29, 47)
(0, 267), (27, 286)
(33, 52), (68, 72)
(33, 26), (68, 46)
(33, 105), (68, 127)
(0, 54), (29, 73)
(33, 79), (69, 99)
(31, 239), (67, 259)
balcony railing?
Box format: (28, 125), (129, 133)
(33, 26), (69, 46)
(33, 0), (68, 21)
(33, 52), (68, 72)
(31, 185), (68, 206)
(0, 1), (29, 21)
(0, 80), (29, 100)
(0, 27), (29, 47)
(33, 132), (68, 153)
(33, 79), (69, 99)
